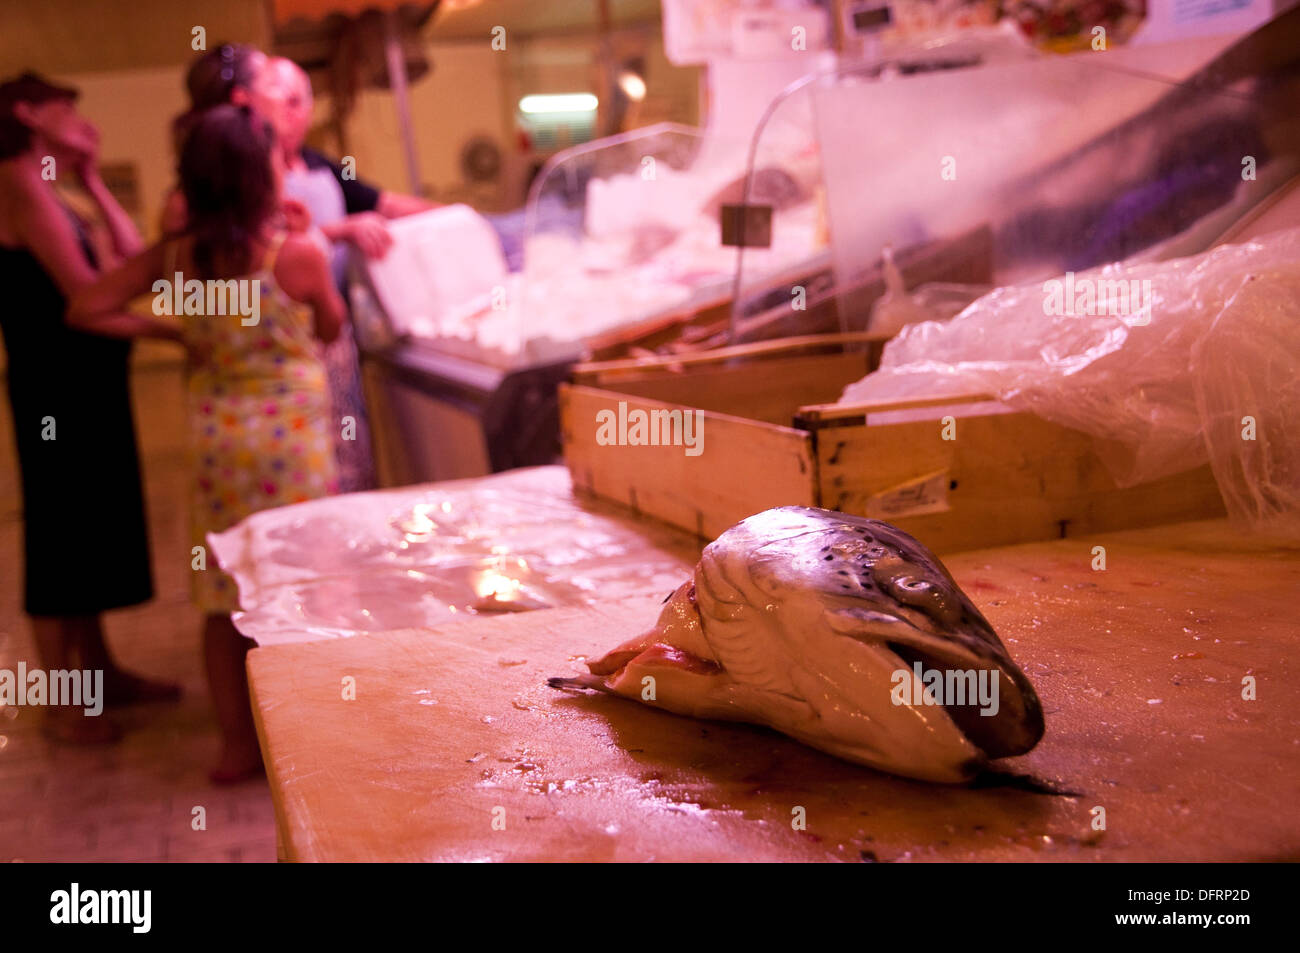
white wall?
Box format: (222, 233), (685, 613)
(325, 41), (512, 201)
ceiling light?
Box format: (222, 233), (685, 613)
(519, 93), (599, 114)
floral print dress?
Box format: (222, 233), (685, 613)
(178, 233), (339, 612)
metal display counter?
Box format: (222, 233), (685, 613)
(362, 342), (571, 484)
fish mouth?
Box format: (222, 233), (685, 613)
(884, 636), (1044, 760)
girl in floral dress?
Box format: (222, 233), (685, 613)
(70, 105), (343, 782)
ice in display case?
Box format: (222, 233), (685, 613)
(728, 12), (1300, 343)
(354, 123), (738, 369)
(401, 31), (1042, 366)
(357, 119), (823, 369)
(509, 122), (726, 363)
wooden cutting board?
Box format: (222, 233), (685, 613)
(247, 519), (1300, 862)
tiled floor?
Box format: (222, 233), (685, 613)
(0, 356), (277, 863)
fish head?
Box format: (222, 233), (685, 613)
(695, 508), (1044, 774)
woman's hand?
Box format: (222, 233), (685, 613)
(64, 119), (101, 187)
(67, 123), (145, 258)
(280, 196), (312, 233)
(341, 212), (393, 259)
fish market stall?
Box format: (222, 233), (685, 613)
(208, 9), (1300, 864)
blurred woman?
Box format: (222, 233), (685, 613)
(0, 73), (181, 743)
(185, 42), (266, 113)
(69, 106), (344, 782)
(160, 44), (265, 237)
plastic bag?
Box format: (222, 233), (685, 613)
(868, 246), (933, 337)
(869, 246), (991, 335)
(840, 227), (1300, 537)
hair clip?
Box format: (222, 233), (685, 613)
(219, 44), (238, 82)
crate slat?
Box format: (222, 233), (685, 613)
(561, 346), (1225, 551)
(562, 384), (817, 539)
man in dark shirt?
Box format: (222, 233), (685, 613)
(269, 58), (435, 261)
(263, 57), (436, 494)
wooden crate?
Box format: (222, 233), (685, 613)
(560, 336), (1225, 551)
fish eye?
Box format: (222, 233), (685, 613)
(880, 570), (960, 625)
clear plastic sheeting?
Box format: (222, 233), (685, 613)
(207, 467), (700, 645)
(868, 246), (990, 336)
(840, 228), (1300, 537)
(354, 124), (735, 368)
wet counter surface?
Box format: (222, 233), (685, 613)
(247, 516), (1300, 862)
(211, 466), (700, 644)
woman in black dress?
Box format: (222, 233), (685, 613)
(0, 73), (183, 742)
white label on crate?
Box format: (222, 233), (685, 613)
(865, 471), (951, 520)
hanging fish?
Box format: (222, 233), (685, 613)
(549, 507), (1045, 783)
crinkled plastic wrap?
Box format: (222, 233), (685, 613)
(208, 467), (700, 644)
(840, 228), (1300, 537)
